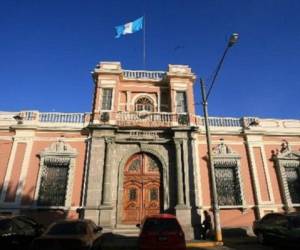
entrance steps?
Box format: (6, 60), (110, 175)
(112, 224), (140, 237)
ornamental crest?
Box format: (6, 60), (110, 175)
(39, 139), (77, 166)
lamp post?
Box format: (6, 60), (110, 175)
(200, 33), (239, 242)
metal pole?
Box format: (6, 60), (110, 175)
(200, 78), (222, 242)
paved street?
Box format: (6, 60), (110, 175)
(100, 234), (293, 250)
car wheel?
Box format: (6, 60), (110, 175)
(257, 232), (265, 244)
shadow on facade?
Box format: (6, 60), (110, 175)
(0, 182), (68, 226)
(188, 137), (202, 240)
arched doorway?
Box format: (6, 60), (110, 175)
(122, 152), (162, 224)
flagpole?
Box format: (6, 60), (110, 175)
(143, 15), (146, 69)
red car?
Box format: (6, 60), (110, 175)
(137, 214), (186, 250)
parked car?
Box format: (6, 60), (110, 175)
(137, 214), (186, 250)
(31, 219), (103, 250)
(253, 212), (300, 247)
(0, 215), (45, 250)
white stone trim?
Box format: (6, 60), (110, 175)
(260, 145), (275, 203)
(15, 139), (33, 204)
(33, 137), (86, 142)
(248, 145), (262, 203)
(193, 137), (202, 207)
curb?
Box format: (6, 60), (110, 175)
(187, 241), (224, 248)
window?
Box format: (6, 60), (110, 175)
(176, 91), (187, 113)
(150, 188), (158, 201)
(215, 165), (242, 206)
(285, 167), (300, 203)
(160, 91), (169, 112)
(101, 88), (113, 110)
(37, 140), (77, 208)
(129, 188), (137, 201)
(37, 164), (69, 206)
(135, 97), (154, 112)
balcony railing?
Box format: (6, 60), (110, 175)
(194, 116), (243, 127)
(123, 70), (166, 81)
(114, 112), (189, 127)
(19, 111), (88, 126)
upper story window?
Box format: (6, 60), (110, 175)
(135, 97), (154, 112)
(176, 91), (187, 113)
(101, 88), (113, 110)
(160, 91), (169, 112)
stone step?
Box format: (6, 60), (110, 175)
(112, 227), (140, 237)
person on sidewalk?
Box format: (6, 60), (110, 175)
(201, 210), (212, 240)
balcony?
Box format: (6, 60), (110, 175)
(4, 110), (295, 133)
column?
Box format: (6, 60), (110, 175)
(102, 137), (114, 206)
(175, 140), (185, 207)
(182, 139), (190, 207)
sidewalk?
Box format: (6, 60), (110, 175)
(101, 233), (224, 250)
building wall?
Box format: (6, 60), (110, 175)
(1, 62), (300, 238)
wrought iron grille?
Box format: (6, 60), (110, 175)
(285, 167), (300, 203)
(37, 164), (69, 206)
(215, 166), (242, 205)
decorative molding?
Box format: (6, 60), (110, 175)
(272, 140), (300, 212)
(212, 139), (246, 208)
(34, 139), (77, 207)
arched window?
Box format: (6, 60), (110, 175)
(135, 97), (154, 112)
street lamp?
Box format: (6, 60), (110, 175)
(200, 33), (239, 242)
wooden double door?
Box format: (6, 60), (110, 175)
(122, 153), (162, 224)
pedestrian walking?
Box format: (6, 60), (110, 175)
(201, 210), (212, 240)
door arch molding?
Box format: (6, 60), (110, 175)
(115, 147), (170, 225)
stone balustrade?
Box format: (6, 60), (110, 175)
(114, 112), (189, 127)
(123, 70), (166, 80)
(1, 110), (300, 133)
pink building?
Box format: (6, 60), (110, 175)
(0, 62), (300, 239)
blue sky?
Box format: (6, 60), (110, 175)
(0, 0), (299, 119)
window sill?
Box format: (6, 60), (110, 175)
(219, 205), (247, 212)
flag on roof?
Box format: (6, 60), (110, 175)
(115, 16), (144, 38)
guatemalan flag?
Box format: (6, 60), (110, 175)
(115, 17), (144, 38)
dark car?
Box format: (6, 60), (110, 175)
(0, 215), (45, 250)
(31, 219), (103, 250)
(137, 214), (186, 250)
(253, 212), (300, 247)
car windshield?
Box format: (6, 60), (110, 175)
(47, 222), (87, 235)
(289, 216), (300, 228)
(142, 218), (181, 231)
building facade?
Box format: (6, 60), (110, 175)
(1, 62), (300, 239)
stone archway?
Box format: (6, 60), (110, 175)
(122, 152), (163, 224)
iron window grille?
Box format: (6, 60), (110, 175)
(215, 164), (243, 206)
(37, 163), (69, 206)
(285, 166), (300, 204)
